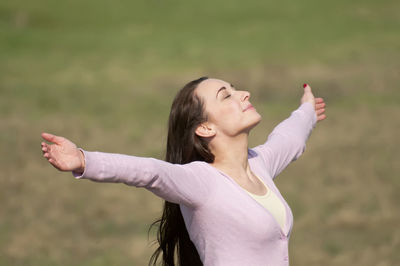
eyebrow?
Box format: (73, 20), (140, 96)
(216, 84), (234, 99)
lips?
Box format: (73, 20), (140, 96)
(243, 104), (254, 112)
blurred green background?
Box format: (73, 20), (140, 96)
(1, 0), (399, 265)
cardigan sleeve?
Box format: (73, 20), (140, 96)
(72, 151), (209, 208)
(253, 102), (317, 179)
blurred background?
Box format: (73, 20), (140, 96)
(1, 0), (399, 265)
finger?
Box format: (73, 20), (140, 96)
(317, 114), (327, 121)
(41, 142), (50, 148)
(315, 98), (324, 104)
(316, 102), (326, 109)
(42, 143), (52, 155)
(48, 158), (58, 168)
(41, 132), (65, 144)
(41, 144), (48, 152)
(316, 108), (325, 115)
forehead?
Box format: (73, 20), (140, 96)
(196, 78), (231, 97)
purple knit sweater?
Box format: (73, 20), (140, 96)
(74, 102), (317, 266)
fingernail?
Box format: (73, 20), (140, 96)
(303, 84), (308, 88)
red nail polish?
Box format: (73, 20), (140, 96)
(303, 84), (308, 88)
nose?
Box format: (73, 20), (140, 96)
(241, 90), (250, 101)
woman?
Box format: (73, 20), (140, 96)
(41, 77), (326, 266)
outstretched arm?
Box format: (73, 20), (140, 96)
(254, 84), (326, 179)
(41, 133), (209, 208)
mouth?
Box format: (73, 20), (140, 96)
(243, 104), (255, 112)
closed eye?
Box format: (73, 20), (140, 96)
(224, 94), (231, 99)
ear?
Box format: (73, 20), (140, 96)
(195, 122), (216, 138)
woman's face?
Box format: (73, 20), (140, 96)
(195, 78), (262, 138)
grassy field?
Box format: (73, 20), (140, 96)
(1, 0), (399, 265)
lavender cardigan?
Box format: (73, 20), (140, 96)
(74, 102), (317, 266)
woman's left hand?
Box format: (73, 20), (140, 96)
(301, 84), (326, 122)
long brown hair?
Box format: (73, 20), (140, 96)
(149, 77), (214, 266)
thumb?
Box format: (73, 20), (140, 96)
(41, 132), (65, 145)
(303, 83), (312, 94)
(301, 83), (315, 107)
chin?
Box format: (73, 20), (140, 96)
(252, 111), (262, 124)
(246, 113), (262, 131)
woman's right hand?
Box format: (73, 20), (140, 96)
(41, 133), (85, 174)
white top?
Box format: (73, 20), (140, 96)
(245, 175), (287, 231)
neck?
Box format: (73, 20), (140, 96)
(209, 132), (250, 174)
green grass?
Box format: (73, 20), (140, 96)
(1, 0), (399, 265)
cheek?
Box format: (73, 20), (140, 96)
(224, 100), (242, 113)
(211, 102), (242, 122)
(211, 106), (245, 134)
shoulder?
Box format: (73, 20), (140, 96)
(180, 160), (215, 176)
(248, 147), (265, 163)
(248, 147), (274, 178)
(248, 147), (269, 169)
(183, 160), (209, 169)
